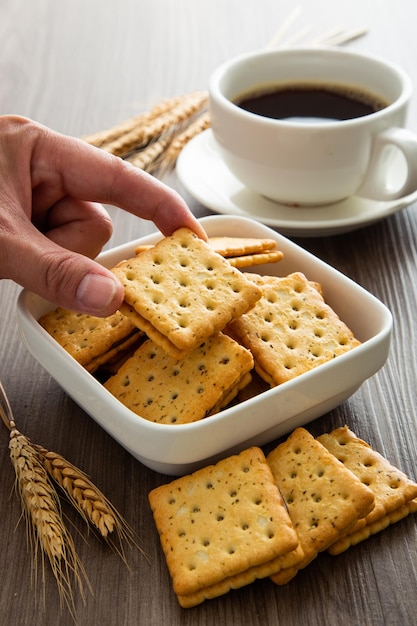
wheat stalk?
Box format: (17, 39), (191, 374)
(82, 94), (187, 148)
(9, 429), (89, 618)
(127, 133), (173, 172)
(102, 90), (208, 157)
(35, 445), (139, 563)
(0, 381), (144, 620)
(158, 111), (211, 173)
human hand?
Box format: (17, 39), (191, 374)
(0, 115), (207, 316)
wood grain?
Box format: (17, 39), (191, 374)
(0, 1), (417, 624)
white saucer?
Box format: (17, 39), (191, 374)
(176, 129), (417, 237)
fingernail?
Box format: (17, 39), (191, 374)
(76, 273), (118, 314)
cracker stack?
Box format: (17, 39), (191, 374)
(38, 307), (142, 374)
(148, 447), (300, 608)
(317, 426), (417, 554)
(134, 235), (284, 268)
(38, 231), (363, 423)
(266, 428), (375, 584)
(149, 426), (417, 606)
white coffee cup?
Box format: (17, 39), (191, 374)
(209, 47), (417, 206)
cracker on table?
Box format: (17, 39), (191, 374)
(266, 428), (375, 585)
(38, 307), (137, 371)
(104, 333), (254, 424)
(148, 447), (300, 607)
(317, 426), (417, 555)
(113, 228), (262, 360)
(227, 272), (361, 386)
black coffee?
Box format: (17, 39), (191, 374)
(235, 82), (388, 123)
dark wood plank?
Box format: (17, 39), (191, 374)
(1, 1), (417, 624)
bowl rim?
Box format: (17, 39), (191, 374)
(16, 215), (393, 471)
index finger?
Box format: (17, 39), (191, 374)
(33, 125), (208, 239)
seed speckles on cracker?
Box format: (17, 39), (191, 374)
(317, 426), (417, 554)
(148, 447), (300, 607)
(267, 427), (375, 584)
(226, 272), (361, 386)
(112, 228), (262, 360)
(103, 333), (254, 424)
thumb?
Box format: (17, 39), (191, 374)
(8, 229), (124, 316)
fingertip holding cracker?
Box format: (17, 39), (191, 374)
(317, 426), (417, 555)
(266, 428), (375, 585)
(148, 447), (300, 608)
(113, 228), (262, 359)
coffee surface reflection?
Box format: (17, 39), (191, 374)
(235, 82), (388, 123)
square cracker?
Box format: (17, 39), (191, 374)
(317, 426), (417, 555)
(227, 272), (361, 386)
(112, 228), (262, 360)
(148, 447), (300, 608)
(104, 333), (254, 424)
(38, 307), (137, 371)
(266, 428), (375, 585)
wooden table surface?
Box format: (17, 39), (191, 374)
(1, 1), (417, 624)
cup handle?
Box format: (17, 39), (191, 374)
(359, 127), (417, 201)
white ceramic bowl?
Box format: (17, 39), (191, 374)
(17, 215), (392, 475)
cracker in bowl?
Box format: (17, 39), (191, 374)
(38, 307), (142, 373)
(103, 332), (254, 424)
(226, 272), (361, 386)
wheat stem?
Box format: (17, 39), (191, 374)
(102, 90), (208, 157)
(35, 445), (141, 564)
(158, 111), (211, 173)
(82, 94), (187, 147)
(9, 430), (89, 618)
(127, 133), (173, 172)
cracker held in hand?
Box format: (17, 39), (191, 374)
(113, 228), (262, 359)
(266, 428), (375, 585)
(227, 272), (361, 386)
(38, 307), (140, 373)
(317, 426), (417, 555)
(148, 447), (299, 607)
(104, 333), (254, 424)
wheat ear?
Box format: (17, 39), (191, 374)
(82, 94), (187, 148)
(103, 90), (208, 157)
(127, 133), (173, 172)
(35, 445), (141, 563)
(9, 429), (89, 618)
(158, 111), (211, 173)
